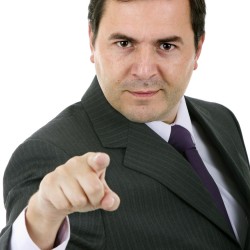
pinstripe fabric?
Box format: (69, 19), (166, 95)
(1, 76), (249, 249)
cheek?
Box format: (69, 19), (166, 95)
(98, 78), (121, 111)
(95, 55), (122, 81)
(168, 57), (195, 86)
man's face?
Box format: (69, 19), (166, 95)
(89, 0), (204, 124)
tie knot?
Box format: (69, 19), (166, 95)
(168, 125), (195, 153)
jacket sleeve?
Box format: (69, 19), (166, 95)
(0, 139), (71, 249)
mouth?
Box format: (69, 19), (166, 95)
(128, 90), (160, 98)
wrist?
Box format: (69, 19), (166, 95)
(25, 193), (66, 249)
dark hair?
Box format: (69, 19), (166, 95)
(88, 0), (206, 50)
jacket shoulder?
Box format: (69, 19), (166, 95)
(25, 101), (98, 155)
(185, 96), (249, 165)
(185, 96), (239, 123)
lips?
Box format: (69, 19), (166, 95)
(128, 90), (159, 98)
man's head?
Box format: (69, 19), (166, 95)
(88, 0), (206, 124)
(88, 0), (206, 50)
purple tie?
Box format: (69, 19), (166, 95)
(168, 125), (232, 228)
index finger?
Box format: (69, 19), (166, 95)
(86, 152), (110, 175)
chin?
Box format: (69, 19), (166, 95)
(123, 111), (160, 124)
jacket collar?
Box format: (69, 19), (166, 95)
(81, 76), (129, 148)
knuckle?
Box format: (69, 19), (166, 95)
(54, 166), (64, 175)
(94, 182), (104, 194)
(73, 196), (88, 209)
(41, 172), (55, 187)
(65, 156), (90, 174)
(87, 181), (104, 197)
(67, 156), (82, 166)
(54, 200), (72, 211)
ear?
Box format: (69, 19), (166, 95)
(193, 33), (205, 70)
(88, 23), (95, 63)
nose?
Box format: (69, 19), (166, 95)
(131, 45), (158, 80)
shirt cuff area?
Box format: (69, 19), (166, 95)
(10, 208), (70, 250)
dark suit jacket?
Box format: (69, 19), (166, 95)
(1, 77), (250, 249)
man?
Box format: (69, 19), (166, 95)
(0, 0), (249, 249)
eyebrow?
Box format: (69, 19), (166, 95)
(108, 33), (136, 43)
(158, 36), (184, 45)
(108, 33), (184, 45)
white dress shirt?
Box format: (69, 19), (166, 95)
(10, 97), (247, 249)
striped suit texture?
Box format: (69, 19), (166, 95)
(1, 77), (249, 249)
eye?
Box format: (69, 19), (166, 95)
(160, 43), (175, 51)
(116, 40), (132, 48)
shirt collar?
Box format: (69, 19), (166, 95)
(146, 96), (196, 143)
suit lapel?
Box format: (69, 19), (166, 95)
(187, 97), (250, 248)
(186, 97), (250, 209)
(124, 122), (236, 240)
(82, 78), (239, 243)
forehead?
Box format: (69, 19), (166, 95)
(99, 0), (192, 38)
(104, 0), (191, 18)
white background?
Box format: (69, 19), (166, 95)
(0, 1), (249, 231)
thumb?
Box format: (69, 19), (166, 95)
(101, 180), (120, 211)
